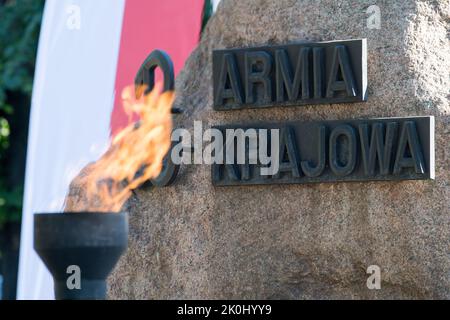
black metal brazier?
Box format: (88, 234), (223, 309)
(34, 212), (128, 300)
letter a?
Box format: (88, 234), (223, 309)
(215, 53), (243, 107)
(66, 265), (81, 290)
(326, 45), (357, 98)
(366, 265), (381, 290)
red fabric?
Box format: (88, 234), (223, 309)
(111, 0), (204, 135)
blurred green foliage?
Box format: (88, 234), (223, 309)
(0, 0), (44, 228)
(202, 0), (213, 33)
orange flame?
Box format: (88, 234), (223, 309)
(64, 83), (174, 212)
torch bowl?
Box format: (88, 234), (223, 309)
(34, 212), (128, 300)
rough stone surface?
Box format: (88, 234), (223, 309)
(108, 0), (450, 299)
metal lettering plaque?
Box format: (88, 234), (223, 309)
(213, 39), (367, 110)
(212, 116), (435, 186)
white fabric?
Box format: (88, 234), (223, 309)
(212, 0), (221, 11)
(17, 0), (125, 300)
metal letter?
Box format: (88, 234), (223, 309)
(245, 51), (272, 104)
(275, 48), (310, 102)
(359, 122), (398, 176)
(329, 124), (357, 176)
(215, 53), (244, 107)
(393, 121), (426, 175)
(301, 125), (326, 177)
(326, 45), (357, 98)
(274, 127), (301, 178)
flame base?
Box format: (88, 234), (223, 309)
(33, 212), (128, 300)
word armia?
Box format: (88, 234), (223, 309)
(213, 39), (367, 110)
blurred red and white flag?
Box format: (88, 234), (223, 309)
(17, 0), (204, 300)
